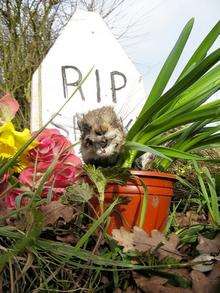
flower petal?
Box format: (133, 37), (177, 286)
(0, 93), (19, 124)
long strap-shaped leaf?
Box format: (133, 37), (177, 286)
(75, 198), (121, 249)
(126, 142), (218, 162)
(178, 21), (220, 81)
(160, 64), (220, 114)
(192, 133), (220, 149)
(125, 141), (172, 161)
(0, 226), (200, 271)
(149, 120), (213, 145)
(145, 65), (220, 129)
(172, 125), (220, 151)
(140, 18), (194, 111)
(127, 48), (220, 141)
(138, 99), (220, 145)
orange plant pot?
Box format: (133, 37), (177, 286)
(90, 170), (176, 235)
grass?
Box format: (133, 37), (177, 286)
(0, 157), (219, 291)
(0, 203), (214, 292)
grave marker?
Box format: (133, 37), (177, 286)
(31, 10), (146, 152)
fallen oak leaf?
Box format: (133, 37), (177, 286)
(196, 234), (220, 255)
(40, 200), (76, 226)
(112, 226), (182, 260)
(207, 262), (220, 293)
(148, 230), (180, 260)
(190, 270), (209, 293)
(175, 211), (207, 228)
(112, 227), (134, 251)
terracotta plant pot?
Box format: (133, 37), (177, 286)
(90, 170), (176, 235)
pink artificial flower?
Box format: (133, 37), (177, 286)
(41, 187), (63, 200)
(20, 128), (82, 201)
(19, 167), (38, 187)
(0, 93), (19, 124)
(20, 151), (81, 186)
(29, 129), (72, 166)
(52, 163), (77, 188)
(52, 152), (82, 188)
(0, 173), (9, 195)
(0, 173), (9, 185)
(4, 188), (29, 209)
(19, 152), (82, 198)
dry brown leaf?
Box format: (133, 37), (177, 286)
(112, 226), (181, 260)
(124, 287), (141, 293)
(40, 200), (76, 226)
(167, 268), (191, 282)
(207, 262), (220, 293)
(161, 287), (192, 293)
(132, 271), (167, 293)
(114, 289), (122, 293)
(190, 270), (209, 293)
(132, 272), (192, 293)
(112, 227), (134, 252)
(196, 234), (220, 255)
(114, 288), (141, 293)
(175, 211), (206, 228)
(56, 234), (76, 244)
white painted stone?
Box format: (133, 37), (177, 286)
(31, 10), (146, 153)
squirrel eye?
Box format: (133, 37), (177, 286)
(83, 123), (91, 132)
(95, 130), (106, 136)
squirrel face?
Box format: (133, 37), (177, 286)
(77, 106), (125, 167)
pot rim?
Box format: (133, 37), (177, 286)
(130, 170), (176, 180)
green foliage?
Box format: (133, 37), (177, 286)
(75, 198), (121, 249)
(84, 164), (107, 202)
(0, 208), (44, 272)
(176, 224), (219, 244)
(83, 164), (132, 212)
(122, 20), (220, 169)
(63, 181), (94, 204)
(194, 162), (220, 226)
(176, 162), (220, 228)
(0, 16), (219, 292)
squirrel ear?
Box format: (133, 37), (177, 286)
(76, 113), (84, 130)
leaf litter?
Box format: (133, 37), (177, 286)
(40, 200), (77, 226)
(112, 226), (220, 291)
(112, 226), (182, 260)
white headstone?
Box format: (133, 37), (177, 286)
(31, 10), (146, 149)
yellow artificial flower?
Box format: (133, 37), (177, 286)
(0, 122), (37, 171)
